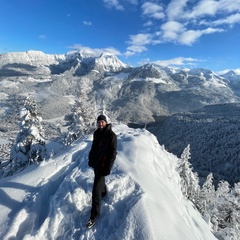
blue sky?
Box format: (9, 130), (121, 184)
(1, 0), (240, 72)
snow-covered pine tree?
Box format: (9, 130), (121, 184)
(96, 99), (118, 124)
(63, 90), (96, 145)
(230, 183), (240, 238)
(199, 173), (217, 230)
(177, 149), (240, 239)
(9, 97), (46, 174)
(214, 181), (240, 239)
(178, 144), (200, 204)
(199, 177), (240, 239)
(0, 143), (13, 177)
(98, 100), (107, 119)
(200, 173), (215, 209)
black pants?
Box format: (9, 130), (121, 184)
(90, 169), (106, 220)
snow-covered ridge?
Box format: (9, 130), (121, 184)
(219, 69), (240, 83)
(1, 50), (239, 77)
(0, 50), (128, 75)
(218, 68), (240, 76)
(1, 50), (239, 80)
(0, 50), (65, 66)
(0, 125), (216, 240)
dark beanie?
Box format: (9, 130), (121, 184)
(97, 115), (107, 123)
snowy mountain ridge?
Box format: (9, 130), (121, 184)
(0, 50), (240, 137)
(1, 50), (240, 78)
(0, 50), (65, 66)
(0, 125), (217, 240)
(0, 50), (127, 75)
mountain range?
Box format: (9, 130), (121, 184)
(0, 50), (240, 185)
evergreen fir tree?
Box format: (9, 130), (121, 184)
(9, 97), (46, 174)
(199, 173), (217, 230)
(97, 99), (118, 124)
(215, 181), (238, 236)
(178, 144), (200, 203)
(63, 90), (96, 145)
(200, 173), (216, 212)
(201, 178), (240, 238)
(230, 183), (240, 239)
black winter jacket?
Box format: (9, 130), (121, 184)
(88, 124), (117, 176)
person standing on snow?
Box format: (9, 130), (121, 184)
(87, 115), (117, 228)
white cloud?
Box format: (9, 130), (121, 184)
(124, 0), (240, 56)
(161, 26), (224, 45)
(83, 21), (92, 26)
(153, 57), (200, 68)
(125, 46), (147, 57)
(141, 2), (165, 20)
(124, 51), (135, 57)
(202, 27), (224, 34)
(212, 13), (240, 26)
(127, 45), (147, 53)
(189, 0), (219, 19)
(124, 33), (153, 56)
(161, 21), (185, 42)
(166, 0), (240, 22)
(166, 0), (188, 20)
(67, 44), (121, 56)
(127, 33), (153, 45)
(179, 27), (224, 45)
(218, 0), (240, 13)
(178, 30), (203, 45)
(143, 20), (154, 27)
(103, 0), (124, 10)
(159, 20), (224, 45)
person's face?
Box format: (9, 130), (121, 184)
(97, 120), (107, 130)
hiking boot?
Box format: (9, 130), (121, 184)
(86, 218), (96, 229)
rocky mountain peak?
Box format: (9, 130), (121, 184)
(93, 52), (127, 72)
(126, 63), (172, 80)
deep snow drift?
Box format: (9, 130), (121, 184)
(0, 125), (216, 240)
